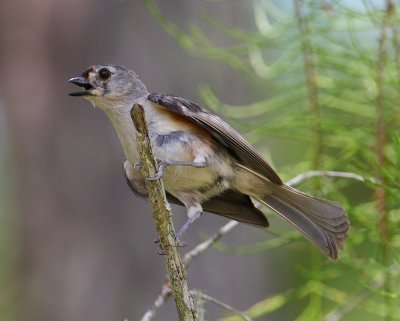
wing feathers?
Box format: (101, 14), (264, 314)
(148, 93), (283, 185)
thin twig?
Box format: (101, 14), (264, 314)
(183, 220), (239, 268)
(191, 290), (253, 321)
(286, 170), (366, 186)
(131, 104), (198, 321)
(140, 283), (172, 321)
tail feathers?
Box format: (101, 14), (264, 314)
(257, 185), (349, 259)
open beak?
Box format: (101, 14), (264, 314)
(67, 77), (94, 96)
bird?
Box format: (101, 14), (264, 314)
(68, 64), (349, 259)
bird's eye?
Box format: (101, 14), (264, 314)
(98, 68), (111, 80)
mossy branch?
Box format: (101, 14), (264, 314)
(130, 103), (198, 321)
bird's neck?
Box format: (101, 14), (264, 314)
(103, 102), (141, 162)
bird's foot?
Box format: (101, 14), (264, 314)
(154, 238), (187, 255)
(133, 160), (142, 170)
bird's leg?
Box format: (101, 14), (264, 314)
(145, 159), (208, 181)
(153, 237), (186, 255)
(175, 203), (203, 246)
(152, 203), (202, 253)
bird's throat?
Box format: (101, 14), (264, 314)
(103, 104), (140, 163)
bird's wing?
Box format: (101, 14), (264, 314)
(147, 93), (283, 185)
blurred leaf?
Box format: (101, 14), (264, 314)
(219, 289), (296, 321)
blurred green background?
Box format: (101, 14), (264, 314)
(0, 0), (399, 320)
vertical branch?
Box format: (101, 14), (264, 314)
(131, 104), (198, 321)
(294, 0), (323, 172)
(294, 1), (323, 320)
(391, 16), (400, 83)
(375, 0), (393, 256)
(375, 1), (394, 320)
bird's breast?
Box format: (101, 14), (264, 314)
(149, 127), (235, 200)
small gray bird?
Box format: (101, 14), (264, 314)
(68, 65), (349, 259)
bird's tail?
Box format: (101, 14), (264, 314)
(234, 165), (349, 259)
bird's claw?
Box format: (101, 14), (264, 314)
(154, 237), (187, 255)
(145, 161), (166, 181)
(135, 159), (165, 180)
(134, 161), (142, 170)
(145, 159), (208, 181)
(174, 238), (188, 248)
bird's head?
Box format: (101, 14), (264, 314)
(68, 65), (148, 109)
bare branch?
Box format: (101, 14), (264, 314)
(140, 283), (172, 321)
(286, 170), (366, 186)
(131, 104), (198, 321)
(191, 290), (253, 321)
(183, 220), (239, 268)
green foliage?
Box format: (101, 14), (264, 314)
(146, 0), (400, 320)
